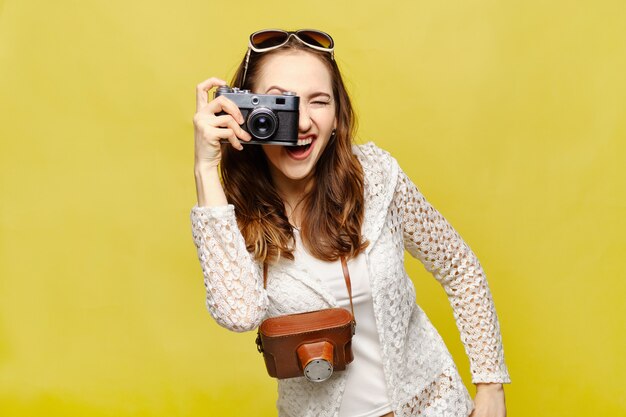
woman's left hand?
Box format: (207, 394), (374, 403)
(469, 383), (506, 417)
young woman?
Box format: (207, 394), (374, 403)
(191, 29), (510, 417)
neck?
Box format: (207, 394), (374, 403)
(267, 166), (315, 227)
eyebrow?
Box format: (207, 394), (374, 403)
(265, 85), (332, 99)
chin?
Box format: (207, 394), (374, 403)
(282, 166), (314, 181)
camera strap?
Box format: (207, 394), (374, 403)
(262, 256), (355, 323)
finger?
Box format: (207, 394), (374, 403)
(196, 77), (227, 112)
(211, 127), (243, 151)
(205, 96), (246, 124)
(212, 115), (252, 141)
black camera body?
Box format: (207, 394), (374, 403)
(214, 85), (300, 146)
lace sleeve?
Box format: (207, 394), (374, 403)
(190, 204), (268, 332)
(395, 168), (511, 384)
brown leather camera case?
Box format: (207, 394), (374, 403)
(257, 308), (355, 379)
(256, 257), (356, 380)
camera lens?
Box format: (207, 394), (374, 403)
(253, 116), (272, 136)
(247, 108), (278, 140)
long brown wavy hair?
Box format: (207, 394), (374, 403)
(220, 37), (368, 264)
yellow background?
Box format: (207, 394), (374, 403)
(1, 0), (624, 416)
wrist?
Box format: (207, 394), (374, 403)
(194, 161), (219, 175)
(475, 382), (504, 392)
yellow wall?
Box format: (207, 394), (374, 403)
(1, 0), (624, 416)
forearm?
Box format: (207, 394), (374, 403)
(429, 237), (510, 383)
(442, 261), (510, 383)
(194, 162), (228, 207)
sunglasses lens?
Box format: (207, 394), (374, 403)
(297, 30), (334, 49)
(251, 30), (290, 49)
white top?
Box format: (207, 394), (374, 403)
(293, 228), (392, 417)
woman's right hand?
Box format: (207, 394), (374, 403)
(193, 77), (252, 169)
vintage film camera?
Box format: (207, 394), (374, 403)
(214, 85), (300, 145)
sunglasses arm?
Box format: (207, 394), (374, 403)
(241, 47), (252, 88)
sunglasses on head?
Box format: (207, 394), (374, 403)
(241, 29), (335, 87)
(250, 29), (334, 55)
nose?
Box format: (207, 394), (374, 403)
(298, 103), (312, 133)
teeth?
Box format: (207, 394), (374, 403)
(296, 138), (313, 146)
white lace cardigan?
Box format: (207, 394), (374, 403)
(190, 142), (511, 417)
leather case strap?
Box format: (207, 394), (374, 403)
(340, 257), (355, 320)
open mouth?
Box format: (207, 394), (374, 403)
(286, 137), (315, 159)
